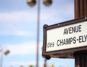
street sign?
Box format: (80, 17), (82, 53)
(42, 18), (87, 58)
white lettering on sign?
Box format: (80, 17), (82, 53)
(46, 21), (87, 52)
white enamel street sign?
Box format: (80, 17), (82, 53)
(46, 21), (87, 52)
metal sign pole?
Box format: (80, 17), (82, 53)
(74, 0), (87, 19)
(74, 0), (87, 67)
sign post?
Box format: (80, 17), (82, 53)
(74, 0), (87, 67)
(74, 0), (87, 19)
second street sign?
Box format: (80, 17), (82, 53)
(42, 18), (87, 58)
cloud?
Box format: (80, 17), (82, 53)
(5, 42), (36, 56)
(3, 42), (43, 67)
(10, 61), (35, 66)
(5, 58), (44, 67)
(5, 61), (36, 67)
(4, 42), (43, 56)
(0, 29), (32, 36)
(0, 11), (37, 22)
(0, 10), (57, 36)
(11, 30), (31, 36)
(0, 10), (58, 22)
(0, 18), (35, 36)
(7, 60), (44, 67)
(64, 2), (74, 16)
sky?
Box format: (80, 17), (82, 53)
(0, 0), (75, 67)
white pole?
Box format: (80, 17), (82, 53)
(36, 0), (40, 67)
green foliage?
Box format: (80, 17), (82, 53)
(28, 65), (34, 67)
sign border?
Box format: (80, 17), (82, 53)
(42, 18), (87, 58)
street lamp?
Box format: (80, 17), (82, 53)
(27, 0), (36, 6)
(0, 47), (10, 67)
(27, 0), (52, 6)
(43, 0), (52, 6)
(26, 0), (52, 67)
